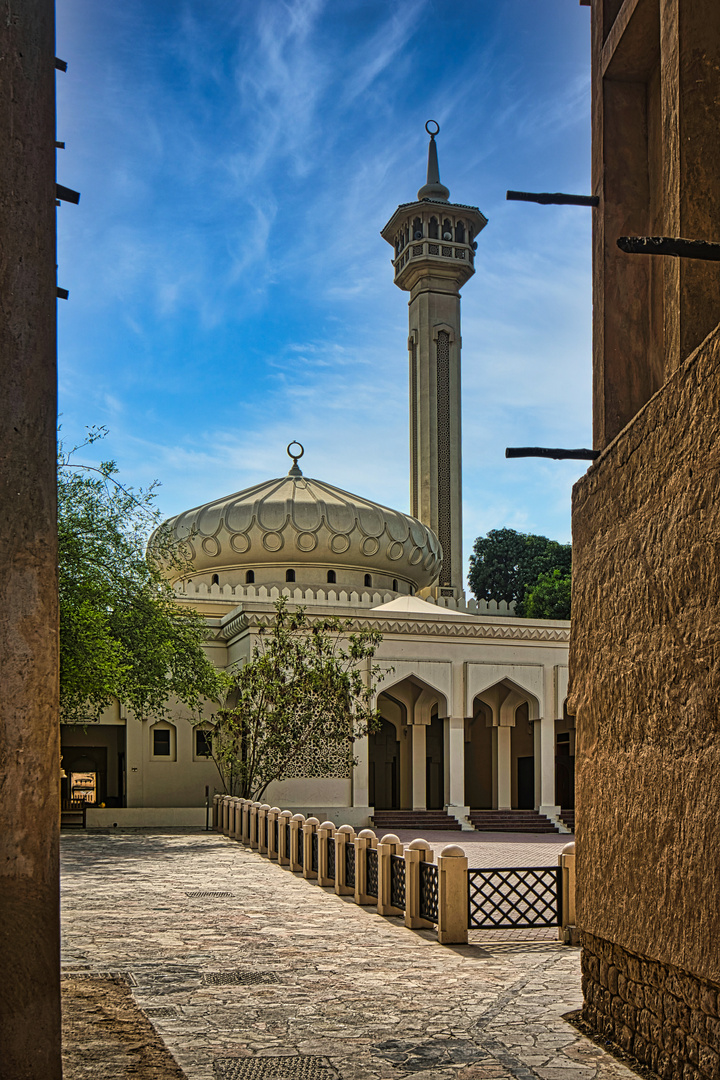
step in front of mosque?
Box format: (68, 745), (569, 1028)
(371, 810), (462, 832)
(468, 810), (560, 833)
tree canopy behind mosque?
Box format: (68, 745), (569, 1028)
(468, 528), (571, 619)
(58, 429), (227, 722)
(208, 598), (384, 799)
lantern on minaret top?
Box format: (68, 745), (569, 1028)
(381, 121), (487, 601)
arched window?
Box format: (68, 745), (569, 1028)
(245, 570), (255, 584)
(364, 574), (372, 588)
(455, 220), (465, 243)
(286, 569), (295, 583)
(429, 216), (439, 239)
(392, 579), (398, 592)
(442, 219), (453, 241)
(211, 574), (219, 586)
(412, 217), (423, 240)
(327, 570), (336, 584)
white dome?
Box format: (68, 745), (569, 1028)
(154, 464), (442, 592)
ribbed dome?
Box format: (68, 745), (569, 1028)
(154, 469), (443, 590)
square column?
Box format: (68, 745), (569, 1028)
(496, 726), (512, 810)
(352, 732), (369, 808)
(446, 717), (466, 808)
(412, 723), (427, 809)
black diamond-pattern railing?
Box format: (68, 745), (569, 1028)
(467, 867), (562, 929)
(297, 828), (304, 867)
(327, 837), (336, 880)
(311, 831), (318, 872)
(345, 841), (356, 888)
(366, 847), (378, 899)
(285, 821), (290, 857)
(419, 861), (438, 923)
(273, 818), (278, 853)
(390, 854), (406, 910)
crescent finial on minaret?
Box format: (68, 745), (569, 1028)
(418, 120), (450, 202)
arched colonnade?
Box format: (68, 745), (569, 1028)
(357, 663), (573, 819)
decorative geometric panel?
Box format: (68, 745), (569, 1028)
(274, 738), (352, 780)
(436, 331), (452, 586)
(419, 861), (438, 923)
(390, 854), (406, 909)
(467, 867), (562, 929)
(429, 243), (439, 254)
(441, 245), (452, 257)
(366, 847), (378, 899)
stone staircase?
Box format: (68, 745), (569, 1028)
(371, 809), (462, 832)
(468, 810), (560, 833)
(60, 806), (86, 829)
(559, 809), (575, 832)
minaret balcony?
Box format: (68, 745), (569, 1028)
(392, 240), (476, 291)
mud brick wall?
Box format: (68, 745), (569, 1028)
(582, 932), (720, 1080)
(570, 321), (720, 1068)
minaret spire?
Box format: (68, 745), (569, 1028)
(381, 122), (487, 600)
(417, 120), (450, 202)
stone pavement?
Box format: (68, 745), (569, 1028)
(61, 831), (636, 1080)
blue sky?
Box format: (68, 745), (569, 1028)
(56, 0), (592, 582)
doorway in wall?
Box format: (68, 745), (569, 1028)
(369, 718), (399, 809)
(517, 756), (535, 809)
(425, 713), (445, 809)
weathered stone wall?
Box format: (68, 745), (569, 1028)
(581, 931), (720, 1080)
(570, 322), (720, 994)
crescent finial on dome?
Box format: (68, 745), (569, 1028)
(287, 441), (304, 477)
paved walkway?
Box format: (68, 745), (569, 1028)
(61, 831), (634, 1080)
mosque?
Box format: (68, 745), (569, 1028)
(61, 126), (572, 833)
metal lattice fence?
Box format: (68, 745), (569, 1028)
(327, 837), (335, 880)
(366, 847), (378, 899)
(285, 821), (290, 857)
(273, 818), (278, 853)
(419, 861), (438, 923)
(390, 854), (406, 910)
(467, 867), (562, 930)
(297, 829), (304, 867)
(345, 841), (355, 888)
(311, 831), (318, 873)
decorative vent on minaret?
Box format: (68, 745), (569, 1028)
(380, 123), (487, 599)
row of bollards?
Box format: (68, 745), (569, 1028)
(213, 795), (471, 945)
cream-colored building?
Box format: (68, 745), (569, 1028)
(61, 127), (572, 832)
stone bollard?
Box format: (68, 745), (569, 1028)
(404, 838), (436, 929)
(249, 802), (262, 849)
(289, 814), (306, 873)
(377, 833), (405, 916)
(212, 794), (222, 831)
(278, 810), (293, 865)
(258, 804), (271, 855)
(558, 841), (577, 944)
(317, 821), (337, 887)
(239, 799), (250, 845)
(437, 844), (469, 945)
(353, 828), (378, 906)
(267, 807), (281, 860)
(334, 825), (356, 896)
(230, 797), (241, 840)
(221, 795), (232, 836)
(302, 817), (320, 880)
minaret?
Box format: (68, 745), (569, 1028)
(381, 122), (487, 599)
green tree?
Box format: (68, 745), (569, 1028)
(468, 527), (571, 613)
(519, 568), (572, 620)
(59, 429), (227, 722)
(208, 598), (383, 799)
